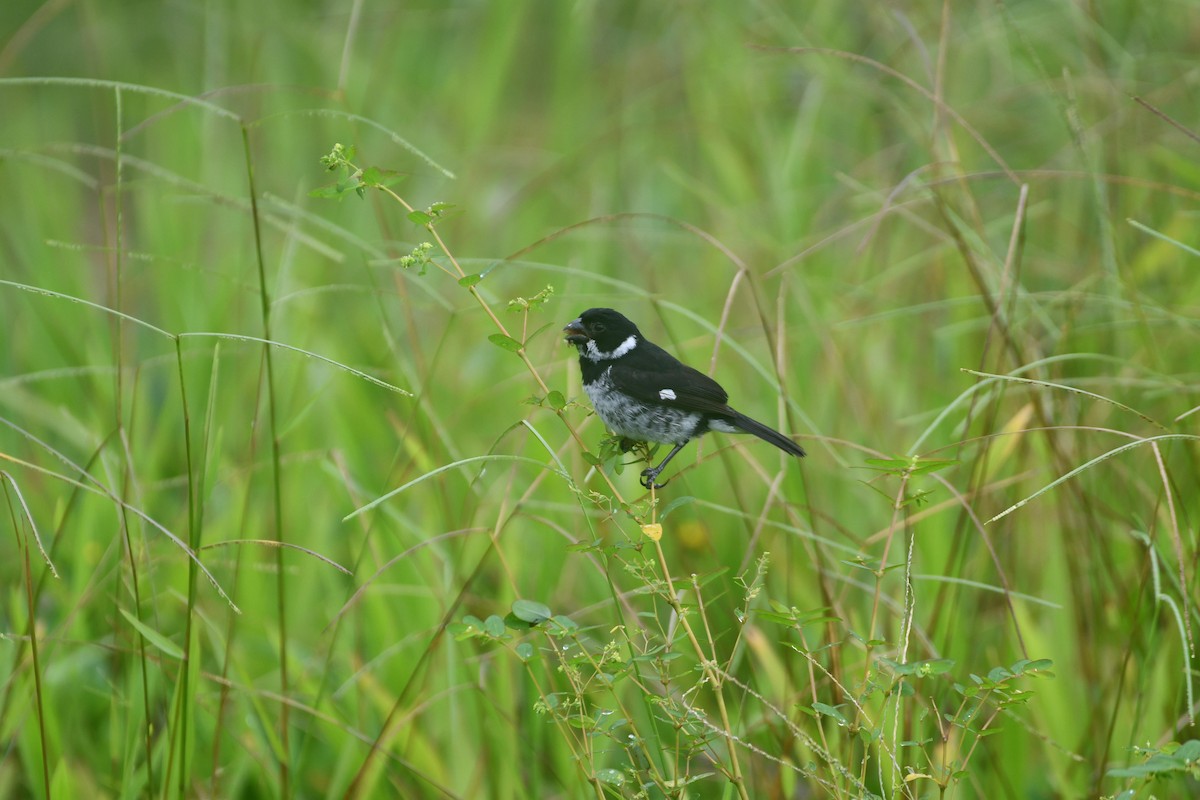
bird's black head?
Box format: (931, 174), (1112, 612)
(563, 308), (642, 357)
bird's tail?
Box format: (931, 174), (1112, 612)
(730, 411), (806, 458)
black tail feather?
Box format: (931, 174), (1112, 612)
(730, 412), (806, 458)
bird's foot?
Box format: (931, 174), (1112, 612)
(640, 467), (670, 490)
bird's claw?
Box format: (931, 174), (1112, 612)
(640, 468), (670, 490)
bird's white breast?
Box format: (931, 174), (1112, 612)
(583, 368), (702, 445)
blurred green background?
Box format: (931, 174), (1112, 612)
(2, 1), (1199, 798)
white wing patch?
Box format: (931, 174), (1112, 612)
(658, 388), (677, 401)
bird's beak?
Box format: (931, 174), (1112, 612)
(563, 319), (589, 345)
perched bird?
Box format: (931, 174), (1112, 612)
(564, 308), (805, 488)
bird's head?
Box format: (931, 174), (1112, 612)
(563, 308), (642, 360)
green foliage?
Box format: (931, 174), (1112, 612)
(2, 2), (1199, 799)
(1108, 739), (1200, 779)
(312, 142), (406, 200)
(507, 284), (555, 313)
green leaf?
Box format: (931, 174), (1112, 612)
(546, 390), (566, 410)
(918, 659), (956, 676)
(881, 657), (955, 677)
(357, 166), (404, 188)
(863, 456), (959, 475)
(504, 612), (534, 630)
(359, 166), (382, 185)
(458, 274), (482, 287)
(487, 333), (523, 353)
(118, 608), (184, 661)
(483, 615), (506, 638)
(987, 666), (1013, 682)
(515, 642), (534, 662)
(692, 567), (730, 589)
(905, 458), (959, 475)
(660, 495), (697, 521)
(812, 702), (848, 725)
(863, 457), (911, 470)
(595, 768), (624, 786)
(308, 184), (343, 199)
(755, 610), (791, 625)
(512, 599), (553, 624)
(1107, 753), (1188, 777)
(1173, 739), (1200, 761)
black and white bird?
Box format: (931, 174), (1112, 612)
(564, 308), (805, 488)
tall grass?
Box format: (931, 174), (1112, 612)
(1, 1), (1198, 798)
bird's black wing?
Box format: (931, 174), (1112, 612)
(607, 360), (734, 417)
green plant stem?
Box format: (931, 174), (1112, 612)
(368, 175), (634, 509)
(242, 123), (291, 797)
(649, 531), (750, 800)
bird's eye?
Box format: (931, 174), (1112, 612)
(591, 323), (606, 332)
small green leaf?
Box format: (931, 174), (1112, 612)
(458, 274), (483, 287)
(504, 612), (533, 630)
(581, 452), (603, 466)
(546, 390), (566, 410)
(987, 666), (1013, 682)
(757, 610), (799, 626)
(660, 495), (697, 521)
(595, 768), (624, 786)
(917, 659), (956, 676)
(864, 457), (911, 470)
(1173, 739), (1200, 761)
(119, 609), (184, 661)
(692, 567), (730, 589)
(905, 458), (959, 475)
(506, 285), (555, 312)
(812, 702), (848, 725)
(372, 167), (405, 187)
(487, 334), (523, 353)
(863, 456), (959, 475)
(512, 599), (553, 624)
(358, 166), (403, 188)
(483, 615), (506, 638)
(515, 642), (534, 662)
(1107, 753), (1187, 777)
(407, 210), (433, 225)
(309, 184), (343, 199)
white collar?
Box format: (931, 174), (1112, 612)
(583, 334), (637, 361)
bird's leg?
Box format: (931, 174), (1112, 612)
(640, 441), (688, 489)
